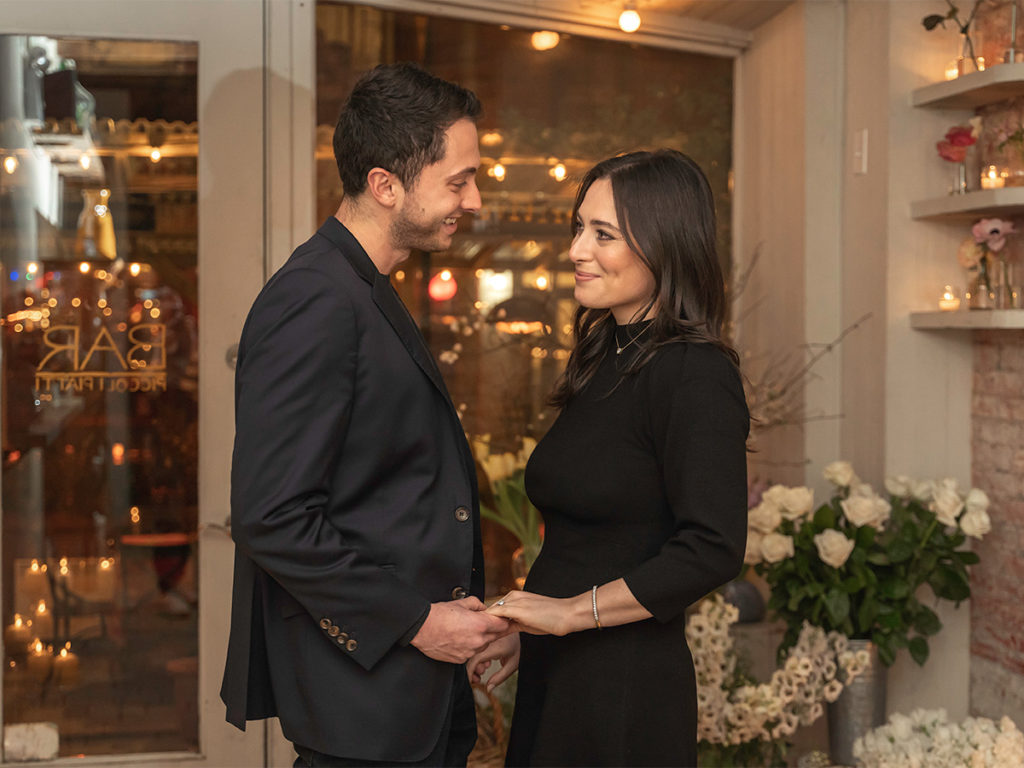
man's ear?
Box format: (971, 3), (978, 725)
(366, 167), (401, 208)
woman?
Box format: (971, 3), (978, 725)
(471, 149), (749, 767)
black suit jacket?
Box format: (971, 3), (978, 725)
(220, 218), (484, 761)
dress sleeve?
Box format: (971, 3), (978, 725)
(231, 265), (430, 670)
(623, 344), (749, 623)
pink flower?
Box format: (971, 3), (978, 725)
(937, 140), (968, 163)
(972, 218), (1016, 252)
(945, 125), (977, 147)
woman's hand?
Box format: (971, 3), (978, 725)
(467, 632), (520, 691)
(485, 590), (589, 636)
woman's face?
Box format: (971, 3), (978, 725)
(570, 177), (656, 324)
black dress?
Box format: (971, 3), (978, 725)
(505, 324), (749, 767)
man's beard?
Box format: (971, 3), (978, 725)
(390, 209), (451, 254)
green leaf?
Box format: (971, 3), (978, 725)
(929, 566), (971, 602)
(909, 636), (930, 665)
(880, 579), (910, 600)
(867, 552), (891, 566)
(857, 597), (879, 631)
(856, 524), (877, 548)
(814, 504), (837, 529)
(874, 632), (897, 666)
(958, 551), (981, 566)
(824, 588), (851, 626)
(914, 606), (942, 636)
(888, 537), (916, 563)
(842, 573), (865, 594)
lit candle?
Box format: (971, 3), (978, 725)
(53, 642), (79, 687)
(26, 640), (52, 682)
(945, 61), (960, 80)
(939, 285), (962, 311)
(21, 560), (49, 606)
(981, 165), (1006, 189)
(4, 614), (32, 653)
(96, 557), (116, 602)
(32, 600), (52, 640)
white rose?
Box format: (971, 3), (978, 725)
(911, 478), (935, 502)
(841, 494), (891, 530)
(744, 530), (764, 565)
(938, 477), (961, 494)
(960, 507), (991, 539)
(823, 460), (857, 488)
(762, 484), (788, 506)
(965, 488), (990, 513)
(760, 533), (795, 564)
(885, 475), (913, 498)
(748, 500), (783, 534)
(780, 486), (814, 520)
(931, 486), (964, 527)
(813, 529), (855, 568)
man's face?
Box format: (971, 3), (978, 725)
(390, 118), (482, 253)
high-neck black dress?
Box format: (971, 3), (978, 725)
(505, 324), (749, 767)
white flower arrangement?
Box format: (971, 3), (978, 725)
(689, 595), (867, 765)
(854, 708), (1024, 768)
(748, 463), (990, 668)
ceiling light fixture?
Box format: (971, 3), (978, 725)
(619, 1), (641, 33)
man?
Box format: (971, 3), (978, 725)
(220, 63), (509, 767)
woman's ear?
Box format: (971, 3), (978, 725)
(366, 167), (401, 208)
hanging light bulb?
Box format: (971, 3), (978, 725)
(619, 1), (641, 33)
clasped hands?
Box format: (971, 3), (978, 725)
(467, 590), (579, 691)
(409, 591), (574, 692)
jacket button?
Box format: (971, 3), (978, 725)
(337, 632), (349, 644)
(451, 586), (468, 600)
(319, 618), (332, 630)
(346, 638), (358, 652)
(454, 506), (470, 522)
(327, 625), (341, 637)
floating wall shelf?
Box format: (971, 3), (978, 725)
(910, 309), (1024, 330)
(911, 63), (1024, 109)
(910, 186), (1024, 220)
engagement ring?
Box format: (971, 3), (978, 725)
(496, 599), (505, 605)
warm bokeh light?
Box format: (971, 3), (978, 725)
(619, 6), (641, 33)
(3, 156), (17, 174)
(428, 271), (458, 302)
(129, 262), (141, 276)
(531, 30), (560, 51)
(79, 262), (91, 274)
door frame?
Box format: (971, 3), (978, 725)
(1, 1), (308, 764)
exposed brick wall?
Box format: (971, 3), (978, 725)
(970, 330), (1024, 722)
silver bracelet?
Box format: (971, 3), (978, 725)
(591, 584), (602, 630)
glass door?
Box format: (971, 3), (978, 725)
(1, 1), (266, 764)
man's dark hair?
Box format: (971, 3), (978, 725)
(333, 62), (481, 197)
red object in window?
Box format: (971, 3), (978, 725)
(428, 271), (457, 302)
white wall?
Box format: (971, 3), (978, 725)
(737, 0), (973, 721)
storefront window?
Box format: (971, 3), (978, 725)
(0, 36), (198, 758)
(315, 2), (733, 596)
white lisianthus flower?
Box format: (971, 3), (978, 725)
(823, 679), (843, 702)
(966, 487), (991, 513)
(931, 485), (965, 527)
(823, 460), (857, 488)
(841, 492), (891, 530)
(780, 486), (815, 520)
(760, 533), (795, 564)
(813, 529), (855, 568)
(748, 499), (783, 534)
(744, 530), (764, 565)
(960, 507), (992, 539)
(884, 475), (913, 498)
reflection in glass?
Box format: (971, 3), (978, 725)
(1, 35), (198, 758)
(315, 2), (734, 597)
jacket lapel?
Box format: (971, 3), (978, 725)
(315, 217), (453, 404)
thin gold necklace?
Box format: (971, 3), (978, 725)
(615, 323), (652, 355)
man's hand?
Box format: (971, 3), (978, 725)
(410, 597), (511, 663)
(467, 633), (520, 691)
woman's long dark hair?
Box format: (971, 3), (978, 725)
(549, 149), (739, 408)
